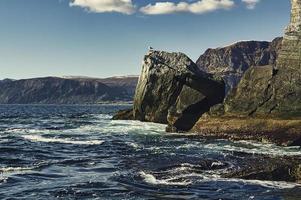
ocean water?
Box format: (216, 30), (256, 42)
(0, 104), (301, 200)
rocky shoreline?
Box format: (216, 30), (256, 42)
(113, 0), (301, 183)
(191, 117), (301, 146)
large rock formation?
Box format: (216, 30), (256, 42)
(132, 51), (225, 131)
(222, 0), (301, 118)
(196, 38), (282, 93)
(192, 0), (301, 145)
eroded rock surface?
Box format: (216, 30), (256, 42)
(193, 0), (301, 146)
(196, 38), (282, 93)
(132, 51), (225, 131)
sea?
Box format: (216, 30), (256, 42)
(0, 104), (301, 200)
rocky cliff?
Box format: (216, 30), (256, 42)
(0, 77), (135, 104)
(116, 51), (225, 131)
(222, 1), (301, 118)
(196, 37), (282, 93)
(192, 0), (301, 146)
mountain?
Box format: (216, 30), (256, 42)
(97, 76), (138, 96)
(64, 75), (139, 97)
(196, 37), (283, 93)
(0, 76), (138, 104)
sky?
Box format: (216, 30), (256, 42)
(0, 0), (291, 79)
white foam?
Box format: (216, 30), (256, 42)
(203, 141), (301, 156)
(139, 170), (300, 189)
(0, 166), (34, 173)
(215, 178), (301, 189)
(139, 171), (192, 186)
(23, 135), (104, 145)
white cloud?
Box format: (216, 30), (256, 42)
(140, 0), (235, 15)
(69, 0), (135, 14)
(241, 0), (260, 9)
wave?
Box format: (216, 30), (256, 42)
(139, 170), (301, 189)
(0, 166), (34, 173)
(206, 177), (301, 189)
(202, 140), (301, 156)
(22, 135), (104, 145)
(139, 171), (192, 186)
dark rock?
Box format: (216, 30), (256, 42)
(132, 51), (225, 131)
(196, 37), (282, 93)
(112, 109), (134, 120)
(224, 156), (301, 182)
(223, 65), (276, 116)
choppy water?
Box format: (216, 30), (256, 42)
(0, 105), (301, 200)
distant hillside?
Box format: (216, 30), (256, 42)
(0, 76), (138, 104)
(65, 76), (139, 97)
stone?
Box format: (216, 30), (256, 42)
(223, 65), (276, 116)
(133, 50), (225, 131)
(112, 109), (134, 120)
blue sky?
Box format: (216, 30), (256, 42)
(0, 0), (290, 79)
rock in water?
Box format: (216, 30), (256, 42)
(133, 51), (225, 131)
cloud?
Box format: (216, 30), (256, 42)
(69, 0), (135, 14)
(241, 0), (260, 9)
(139, 0), (235, 15)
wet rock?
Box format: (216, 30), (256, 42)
(112, 109), (134, 120)
(224, 156), (301, 182)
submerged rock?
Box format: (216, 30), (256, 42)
(112, 109), (134, 120)
(132, 51), (225, 131)
(224, 155), (301, 183)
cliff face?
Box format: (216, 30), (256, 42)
(192, 0), (301, 146)
(0, 77), (134, 104)
(196, 38), (282, 92)
(223, 1), (301, 118)
(132, 51), (225, 131)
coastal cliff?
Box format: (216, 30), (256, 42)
(192, 0), (301, 145)
(114, 51), (225, 131)
(133, 51), (225, 131)
(114, 0), (301, 146)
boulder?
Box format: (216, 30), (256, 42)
(133, 50), (225, 131)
